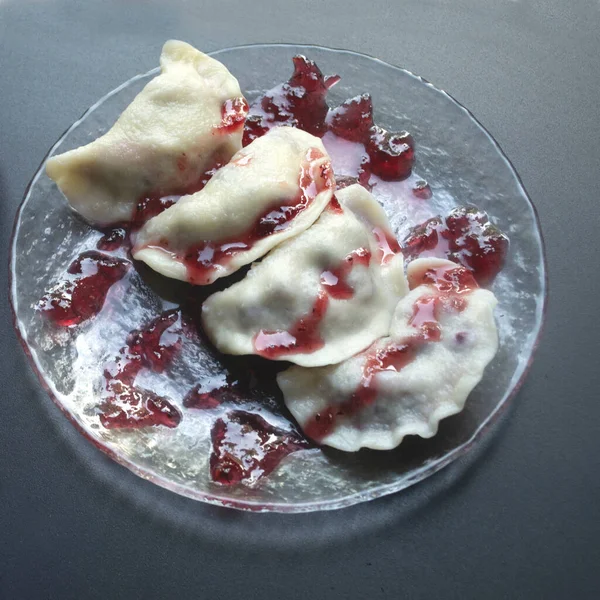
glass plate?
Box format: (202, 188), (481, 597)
(9, 44), (547, 512)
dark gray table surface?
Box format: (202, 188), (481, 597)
(1, 1), (599, 598)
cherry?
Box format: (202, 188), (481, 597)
(402, 206), (509, 286)
(366, 126), (415, 181)
(327, 93), (374, 143)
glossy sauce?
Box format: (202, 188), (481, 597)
(36, 251), (130, 326)
(304, 264), (478, 442)
(100, 310), (183, 429)
(210, 410), (310, 485)
(254, 247), (372, 359)
(402, 206), (509, 286)
(216, 97), (249, 133)
(151, 148), (333, 285)
(243, 55), (416, 186)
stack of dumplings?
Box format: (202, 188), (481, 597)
(47, 40), (499, 452)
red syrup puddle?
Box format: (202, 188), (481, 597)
(36, 251), (130, 326)
(144, 147), (333, 285)
(303, 264), (478, 442)
(253, 247), (371, 359)
(402, 206), (510, 286)
(210, 410), (310, 486)
(99, 309), (184, 429)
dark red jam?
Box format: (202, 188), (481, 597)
(402, 206), (509, 286)
(327, 195), (344, 213)
(327, 93), (375, 143)
(365, 127), (414, 181)
(243, 57), (415, 185)
(407, 261), (479, 294)
(210, 410), (309, 486)
(100, 383), (182, 430)
(36, 251), (130, 326)
(146, 148), (333, 285)
(100, 310), (183, 429)
(304, 264), (477, 442)
(412, 179), (432, 200)
(96, 227), (127, 251)
(243, 55), (340, 145)
(253, 247), (372, 359)
(216, 97), (249, 133)
(131, 194), (179, 231)
(183, 381), (243, 410)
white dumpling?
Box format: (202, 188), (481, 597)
(278, 257), (499, 451)
(46, 40), (246, 225)
(132, 127), (334, 285)
(201, 184), (408, 367)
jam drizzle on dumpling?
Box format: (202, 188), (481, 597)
(253, 247), (372, 359)
(303, 264), (479, 442)
(141, 147), (333, 285)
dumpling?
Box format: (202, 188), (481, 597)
(201, 184), (408, 367)
(46, 40), (247, 225)
(278, 257), (499, 451)
(132, 127), (334, 285)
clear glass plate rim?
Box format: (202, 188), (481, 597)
(8, 43), (549, 513)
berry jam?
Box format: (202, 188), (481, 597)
(244, 56), (417, 186)
(254, 291), (330, 359)
(154, 148), (333, 285)
(327, 94), (374, 143)
(372, 227), (402, 265)
(243, 55), (340, 145)
(407, 261), (479, 294)
(216, 97), (249, 133)
(366, 127), (414, 181)
(254, 247), (372, 359)
(304, 264), (477, 442)
(96, 227), (127, 251)
(402, 206), (509, 286)
(412, 179), (432, 200)
(131, 194), (179, 231)
(210, 410), (309, 486)
(36, 251), (130, 326)
(327, 195), (344, 213)
(183, 381), (242, 410)
(100, 310), (183, 429)
(100, 383), (182, 430)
